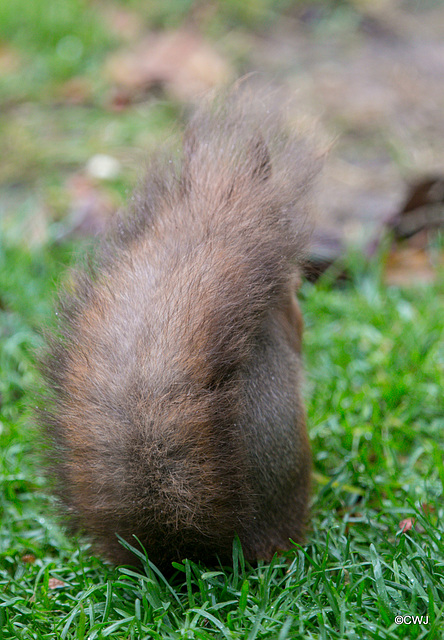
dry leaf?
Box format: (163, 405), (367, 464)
(393, 176), (444, 241)
(385, 246), (438, 286)
(399, 517), (415, 533)
(106, 30), (232, 102)
(48, 577), (66, 589)
(21, 554), (36, 564)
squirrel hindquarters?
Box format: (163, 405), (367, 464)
(42, 98), (318, 570)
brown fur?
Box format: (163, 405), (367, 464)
(40, 95), (319, 570)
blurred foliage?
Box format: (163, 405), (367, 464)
(0, 0), (113, 101)
(0, 0), (365, 103)
(129, 0), (298, 29)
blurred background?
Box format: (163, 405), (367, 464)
(1, 0), (443, 284)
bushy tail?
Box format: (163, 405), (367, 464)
(40, 92), (319, 567)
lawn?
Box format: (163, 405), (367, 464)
(1, 1), (443, 638)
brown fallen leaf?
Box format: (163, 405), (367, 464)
(21, 554), (36, 564)
(393, 176), (444, 241)
(399, 517), (415, 533)
(385, 246), (439, 287)
(106, 29), (232, 103)
(383, 175), (444, 286)
(48, 577), (66, 589)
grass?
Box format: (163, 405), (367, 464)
(1, 0), (444, 638)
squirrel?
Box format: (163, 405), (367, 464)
(40, 94), (319, 570)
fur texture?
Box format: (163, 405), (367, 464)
(40, 95), (318, 569)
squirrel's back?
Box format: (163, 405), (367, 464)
(41, 95), (318, 569)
